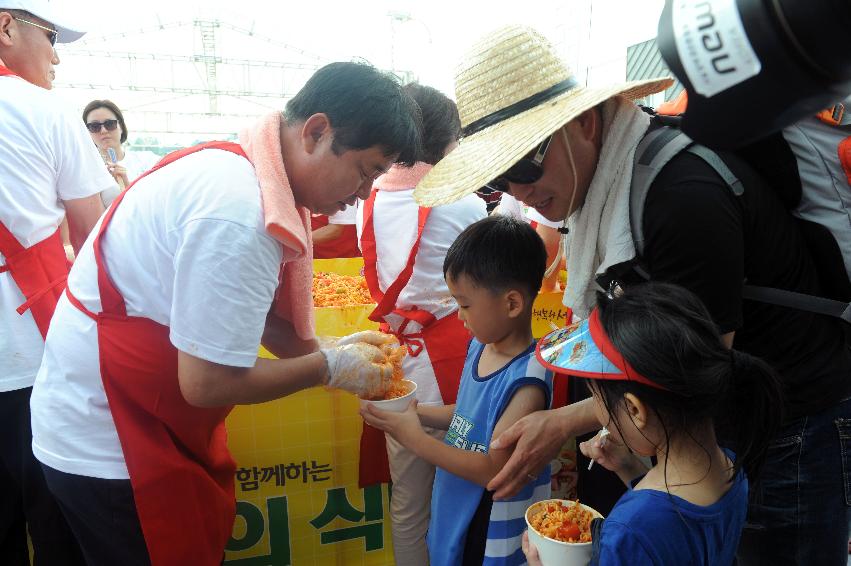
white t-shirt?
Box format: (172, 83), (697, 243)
(0, 75), (115, 392)
(99, 149), (161, 207)
(494, 194), (561, 229)
(356, 190), (485, 405)
(30, 149), (284, 479)
(327, 204), (356, 225)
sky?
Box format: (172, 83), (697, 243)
(57, 0), (666, 147)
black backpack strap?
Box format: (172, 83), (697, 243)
(631, 119), (851, 324)
(630, 124), (742, 256)
(631, 127), (694, 256)
(742, 285), (851, 324)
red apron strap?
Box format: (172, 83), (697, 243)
(91, 141), (248, 317)
(64, 287), (97, 321)
(0, 221), (25, 260)
(0, 64), (18, 77)
(360, 189), (383, 304)
(0, 221), (23, 276)
(0, 226), (69, 338)
(16, 274), (67, 314)
(360, 189), (432, 322)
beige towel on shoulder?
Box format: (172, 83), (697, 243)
(239, 112), (315, 340)
(563, 97), (650, 318)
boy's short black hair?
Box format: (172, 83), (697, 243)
(284, 62), (422, 166)
(443, 215), (547, 299)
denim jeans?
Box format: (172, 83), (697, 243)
(737, 396), (851, 566)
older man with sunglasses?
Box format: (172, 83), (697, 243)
(416, 25), (851, 566)
(0, 1), (113, 563)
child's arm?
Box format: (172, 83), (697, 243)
(361, 384), (547, 488)
(417, 404), (455, 430)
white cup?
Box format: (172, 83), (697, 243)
(359, 380), (417, 413)
(525, 499), (603, 566)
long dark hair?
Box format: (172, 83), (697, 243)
(590, 282), (783, 483)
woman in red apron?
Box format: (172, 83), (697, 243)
(356, 83), (487, 565)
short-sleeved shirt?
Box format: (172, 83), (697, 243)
(99, 149), (162, 206)
(634, 151), (851, 418)
(591, 457), (748, 566)
(328, 204), (356, 225)
(30, 148), (283, 479)
(0, 74), (115, 392)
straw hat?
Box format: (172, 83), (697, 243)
(413, 25), (673, 206)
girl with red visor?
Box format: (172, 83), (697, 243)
(526, 282), (784, 566)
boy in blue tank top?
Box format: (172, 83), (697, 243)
(362, 215), (554, 565)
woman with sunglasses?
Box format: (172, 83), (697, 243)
(83, 99), (158, 206)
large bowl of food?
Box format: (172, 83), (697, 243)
(525, 499), (602, 566)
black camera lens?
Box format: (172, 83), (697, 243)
(657, 0), (851, 149)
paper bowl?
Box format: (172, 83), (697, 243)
(525, 499), (603, 566)
(359, 380), (417, 413)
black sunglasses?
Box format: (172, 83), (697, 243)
(86, 120), (119, 133)
(13, 17), (57, 46)
(482, 135), (552, 194)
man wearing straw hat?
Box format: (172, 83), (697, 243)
(415, 25), (851, 565)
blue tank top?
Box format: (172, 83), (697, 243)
(428, 339), (553, 565)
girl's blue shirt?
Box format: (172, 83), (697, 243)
(591, 449), (747, 566)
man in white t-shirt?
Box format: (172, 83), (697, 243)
(0, 2), (111, 563)
(30, 61), (422, 565)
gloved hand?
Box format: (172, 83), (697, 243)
(321, 342), (394, 399)
(335, 330), (399, 348)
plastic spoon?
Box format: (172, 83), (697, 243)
(587, 427), (610, 470)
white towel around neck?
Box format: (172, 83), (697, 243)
(562, 97), (650, 318)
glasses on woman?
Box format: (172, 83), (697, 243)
(480, 134), (553, 195)
(13, 17), (58, 46)
(86, 120), (119, 133)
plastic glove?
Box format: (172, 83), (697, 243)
(321, 342), (394, 399)
(335, 330), (399, 348)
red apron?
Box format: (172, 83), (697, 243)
(357, 189), (470, 486)
(65, 141), (250, 565)
(310, 214), (361, 259)
(0, 65), (71, 339)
